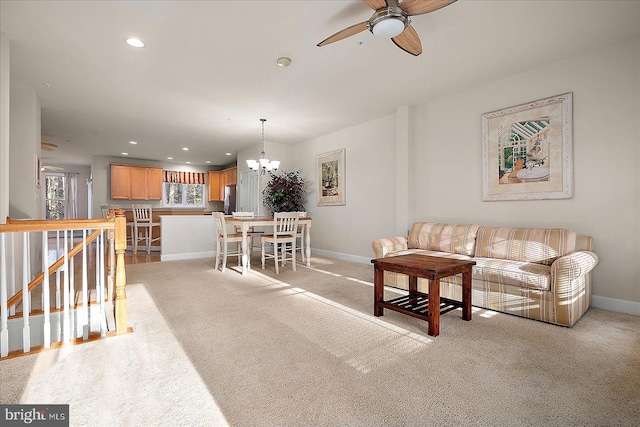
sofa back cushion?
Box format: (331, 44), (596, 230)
(408, 223), (480, 256)
(475, 227), (576, 265)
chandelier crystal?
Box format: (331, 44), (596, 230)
(246, 118), (280, 174)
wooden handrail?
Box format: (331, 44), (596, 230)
(4, 228), (103, 310)
(2, 217), (114, 232)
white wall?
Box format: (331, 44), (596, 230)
(0, 32), (9, 224)
(290, 36), (640, 311)
(292, 114), (398, 261)
(9, 84), (40, 220)
(412, 36), (639, 308)
(7, 82), (42, 281)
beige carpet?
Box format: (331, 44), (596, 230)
(1, 255), (639, 426)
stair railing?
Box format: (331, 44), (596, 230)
(0, 209), (129, 358)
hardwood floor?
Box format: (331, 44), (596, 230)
(124, 250), (161, 265)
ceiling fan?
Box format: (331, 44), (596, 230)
(317, 0), (456, 56)
(40, 164), (64, 172)
(41, 141), (58, 152)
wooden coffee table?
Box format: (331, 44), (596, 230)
(371, 254), (476, 337)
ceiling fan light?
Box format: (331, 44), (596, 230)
(372, 18), (405, 38)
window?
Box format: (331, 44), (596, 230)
(163, 182), (205, 208)
(45, 174), (66, 219)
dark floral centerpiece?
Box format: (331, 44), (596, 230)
(262, 169), (306, 214)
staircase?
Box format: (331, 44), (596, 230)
(0, 210), (129, 358)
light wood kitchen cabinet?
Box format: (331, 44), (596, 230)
(110, 165), (131, 200)
(146, 167), (163, 199)
(208, 167), (237, 202)
(208, 171), (222, 201)
(225, 167), (237, 186)
(110, 164), (163, 200)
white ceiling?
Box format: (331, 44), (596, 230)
(1, 0), (638, 167)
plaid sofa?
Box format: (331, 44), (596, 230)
(372, 223), (599, 327)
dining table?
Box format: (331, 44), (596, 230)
(225, 216), (312, 275)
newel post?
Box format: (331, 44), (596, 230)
(114, 208), (128, 334)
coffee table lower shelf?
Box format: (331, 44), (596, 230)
(380, 292), (465, 322)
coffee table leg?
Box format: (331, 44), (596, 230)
(374, 266), (384, 317)
(408, 275), (417, 307)
(428, 278), (440, 336)
(462, 270), (472, 321)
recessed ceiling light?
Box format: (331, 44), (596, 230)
(276, 57), (292, 67)
(126, 38), (145, 48)
(206, 161), (211, 164)
(182, 147), (189, 151)
(225, 153), (231, 156)
(129, 141), (137, 145)
(186, 161), (191, 164)
(122, 152), (128, 156)
(167, 157), (173, 160)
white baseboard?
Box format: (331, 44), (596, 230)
(310, 249), (371, 265)
(592, 295), (640, 316)
(161, 251), (215, 262)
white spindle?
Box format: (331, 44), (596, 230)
(62, 230), (70, 342)
(1, 233), (9, 357)
(99, 230), (107, 336)
(95, 231), (100, 331)
(42, 231), (51, 348)
(27, 233), (32, 314)
(81, 229), (89, 340)
(8, 233), (15, 316)
(55, 230), (61, 309)
(22, 232), (30, 353)
(69, 232), (75, 337)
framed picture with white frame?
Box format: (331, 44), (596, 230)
(316, 148), (346, 206)
(481, 92), (573, 201)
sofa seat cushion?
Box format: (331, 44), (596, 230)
(473, 257), (551, 291)
(476, 227), (577, 265)
(408, 223), (480, 256)
(387, 249), (473, 261)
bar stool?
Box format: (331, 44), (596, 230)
(132, 204), (161, 254)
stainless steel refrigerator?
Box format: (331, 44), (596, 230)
(224, 184), (237, 215)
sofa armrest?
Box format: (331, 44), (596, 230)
(551, 250), (599, 282)
(372, 237), (408, 258)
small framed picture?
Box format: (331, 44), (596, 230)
(316, 149), (346, 206)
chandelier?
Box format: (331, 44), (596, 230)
(246, 118), (280, 174)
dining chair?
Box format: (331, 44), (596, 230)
(213, 212), (250, 272)
(295, 211), (307, 262)
(261, 212), (300, 274)
(132, 204), (161, 254)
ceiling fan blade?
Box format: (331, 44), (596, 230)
(392, 24), (422, 56)
(41, 142), (57, 147)
(399, 0), (457, 16)
(41, 146), (54, 151)
(317, 21), (369, 47)
(362, 0), (387, 10)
